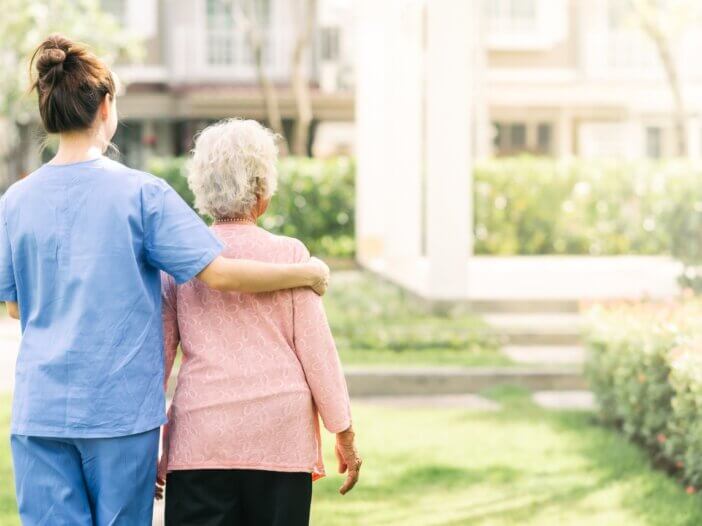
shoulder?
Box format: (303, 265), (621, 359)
(279, 235), (310, 263)
(100, 158), (168, 191)
(262, 231), (310, 263)
(2, 167), (43, 203)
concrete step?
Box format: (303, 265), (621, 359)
(484, 313), (583, 346)
(344, 366), (586, 396)
(532, 390), (596, 411)
(353, 394), (501, 411)
(501, 345), (586, 365)
(469, 298), (580, 314)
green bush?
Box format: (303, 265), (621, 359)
(585, 300), (702, 488)
(473, 157), (683, 256)
(147, 156), (355, 258)
(149, 155), (702, 264)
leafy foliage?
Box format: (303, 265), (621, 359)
(323, 272), (502, 366)
(585, 299), (702, 489)
(473, 157), (679, 255)
(151, 155), (702, 271)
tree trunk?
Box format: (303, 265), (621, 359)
(633, 1), (688, 156)
(649, 31), (687, 156)
(290, 0), (316, 156)
(251, 39), (289, 155)
(237, 0), (289, 155)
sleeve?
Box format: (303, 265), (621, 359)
(291, 240), (352, 433)
(158, 272), (180, 479)
(0, 197), (17, 302)
(142, 179), (223, 285)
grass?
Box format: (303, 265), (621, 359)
(2, 391), (702, 525)
(311, 388), (702, 525)
(324, 272), (509, 368)
(0, 397), (17, 526)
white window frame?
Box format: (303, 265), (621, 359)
(486, 0), (568, 50)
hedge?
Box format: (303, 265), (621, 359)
(148, 156), (355, 258)
(585, 300), (702, 489)
(149, 155), (702, 267)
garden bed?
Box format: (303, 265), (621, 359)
(585, 298), (702, 491)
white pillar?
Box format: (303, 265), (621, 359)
(424, 0), (473, 299)
(384, 0), (423, 268)
(354, 0), (392, 266)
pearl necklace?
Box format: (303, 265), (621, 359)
(214, 217), (256, 225)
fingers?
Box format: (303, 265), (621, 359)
(309, 257), (330, 296)
(339, 458), (362, 495)
(336, 446), (347, 474)
(311, 278), (329, 296)
(155, 477), (165, 500)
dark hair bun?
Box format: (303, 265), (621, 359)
(37, 47), (67, 80)
(44, 48), (67, 66)
(29, 34), (116, 134)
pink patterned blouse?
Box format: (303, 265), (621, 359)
(158, 224), (352, 481)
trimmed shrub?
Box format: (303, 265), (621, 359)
(586, 300), (702, 487)
(149, 155), (702, 266)
(473, 158), (694, 256)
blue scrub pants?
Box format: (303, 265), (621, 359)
(10, 428), (159, 526)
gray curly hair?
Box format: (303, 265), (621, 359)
(187, 119), (279, 218)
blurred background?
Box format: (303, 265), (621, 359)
(4, 0), (702, 524)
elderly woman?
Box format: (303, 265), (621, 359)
(157, 119), (361, 526)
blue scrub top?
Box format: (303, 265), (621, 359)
(0, 157), (223, 438)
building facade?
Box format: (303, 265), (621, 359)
(107, 0), (354, 167)
(484, 0), (702, 159)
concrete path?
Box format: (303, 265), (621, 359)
(502, 345), (586, 365)
(532, 390), (596, 411)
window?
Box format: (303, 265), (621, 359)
(320, 27), (340, 62)
(206, 0), (271, 66)
(101, 0), (126, 25)
(646, 126), (662, 159)
(487, 0), (537, 34)
(493, 122), (527, 155)
(537, 123), (552, 155)
(509, 124), (527, 150)
(206, 0), (235, 65)
(493, 121), (553, 156)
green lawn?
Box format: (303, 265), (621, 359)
(2, 391), (702, 525)
(325, 272), (509, 368)
(312, 388), (702, 525)
(0, 398), (17, 526)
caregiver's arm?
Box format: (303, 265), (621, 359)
(197, 255), (330, 295)
(5, 301), (18, 320)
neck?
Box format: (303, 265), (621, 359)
(214, 216), (257, 225)
(50, 130), (106, 165)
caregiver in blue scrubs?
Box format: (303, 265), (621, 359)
(0, 35), (330, 525)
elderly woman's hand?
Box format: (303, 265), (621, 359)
(154, 476), (165, 500)
(309, 257), (330, 296)
(335, 427), (362, 495)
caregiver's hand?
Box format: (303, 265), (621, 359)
(335, 427), (362, 495)
(308, 257), (330, 296)
(155, 476), (165, 500)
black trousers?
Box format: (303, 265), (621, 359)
(165, 469), (312, 526)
